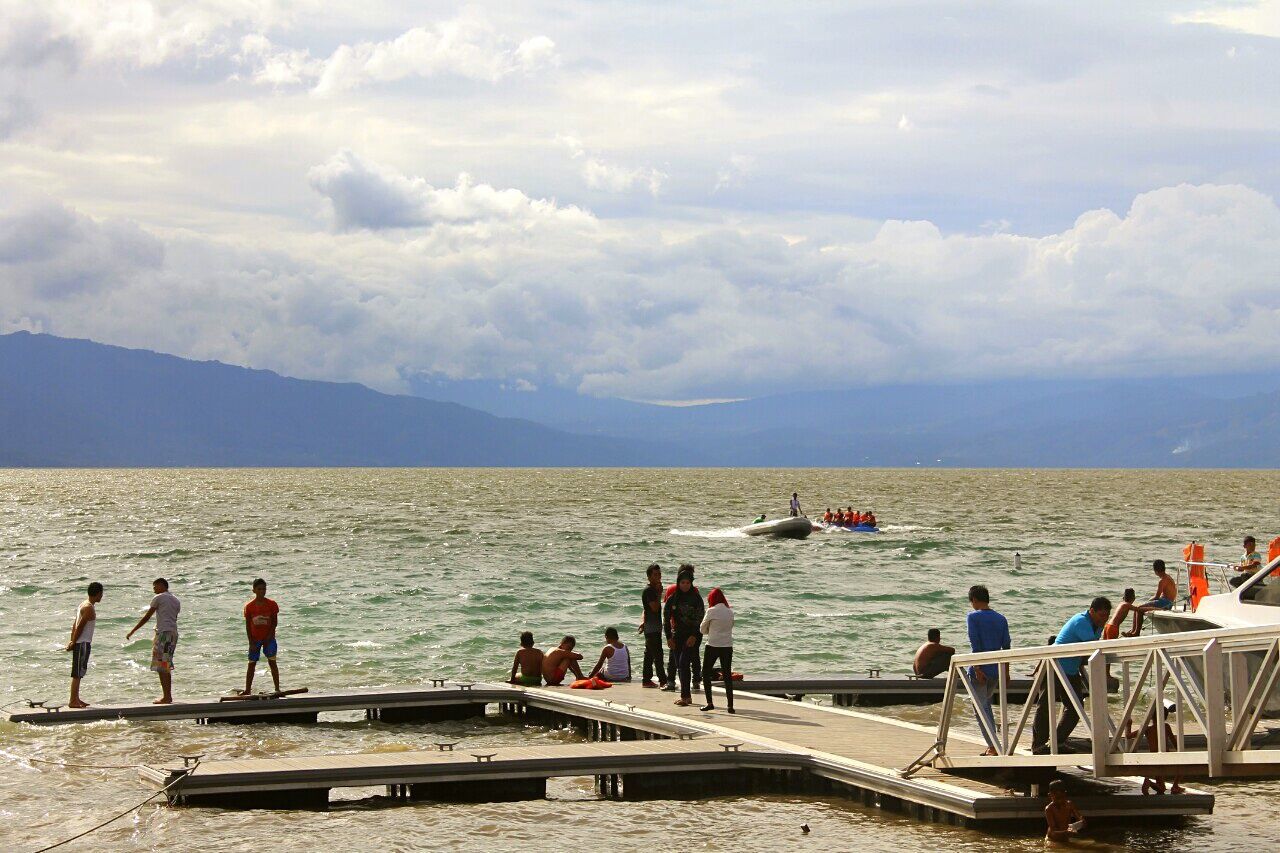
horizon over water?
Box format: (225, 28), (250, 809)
(3, 467), (1279, 851)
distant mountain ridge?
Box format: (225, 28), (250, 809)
(5, 331), (1280, 467)
(0, 332), (675, 466)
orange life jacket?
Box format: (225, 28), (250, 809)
(1184, 542), (1208, 611)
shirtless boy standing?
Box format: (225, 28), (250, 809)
(543, 636), (586, 686)
(66, 582), (103, 708)
(1044, 779), (1085, 843)
(1124, 560), (1177, 636)
(509, 631), (544, 686)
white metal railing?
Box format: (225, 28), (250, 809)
(928, 623), (1280, 779)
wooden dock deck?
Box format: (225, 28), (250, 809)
(123, 680), (1211, 826)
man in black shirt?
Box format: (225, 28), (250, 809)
(639, 564), (668, 688)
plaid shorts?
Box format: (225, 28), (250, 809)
(151, 631), (178, 673)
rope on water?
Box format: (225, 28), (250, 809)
(29, 759), (198, 853)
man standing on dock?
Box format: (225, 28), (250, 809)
(241, 578), (281, 695)
(966, 585), (1010, 754)
(640, 564), (668, 688)
(665, 566), (705, 706)
(66, 581), (102, 709)
(126, 578), (181, 705)
(1032, 596), (1110, 755)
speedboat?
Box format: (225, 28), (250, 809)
(1152, 553), (1280, 712)
(1151, 555), (1280, 634)
(739, 517), (813, 539)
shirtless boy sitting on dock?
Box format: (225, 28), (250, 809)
(1044, 779), (1085, 843)
(509, 631), (544, 686)
(912, 628), (954, 678)
(1124, 560), (1177, 637)
(543, 636), (585, 686)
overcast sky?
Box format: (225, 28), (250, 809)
(1, 1), (1278, 400)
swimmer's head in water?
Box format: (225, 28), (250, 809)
(520, 631), (534, 648)
(605, 627), (619, 642)
(560, 635), (575, 649)
(1047, 779), (1067, 802)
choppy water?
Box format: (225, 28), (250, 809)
(2, 468), (1278, 851)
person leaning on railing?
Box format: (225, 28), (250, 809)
(1031, 597), (1112, 755)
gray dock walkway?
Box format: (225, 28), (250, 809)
(8, 683), (509, 726)
(128, 680), (1210, 826)
(142, 737), (788, 808)
(730, 675), (1035, 706)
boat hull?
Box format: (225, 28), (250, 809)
(739, 517), (813, 539)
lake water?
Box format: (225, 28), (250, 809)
(2, 468), (1278, 851)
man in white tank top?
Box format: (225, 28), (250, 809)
(66, 581), (103, 708)
(589, 627), (632, 682)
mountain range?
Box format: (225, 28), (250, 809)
(4, 330), (1280, 467)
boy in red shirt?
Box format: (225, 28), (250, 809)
(241, 578), (281, 694)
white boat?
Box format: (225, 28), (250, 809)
(1152, 554), (1280, 712)
(739, 517), (813, 539)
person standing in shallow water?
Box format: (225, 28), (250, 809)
(665, 567), (705, 706)
(639, 564), (668, 688)
(700, 587), (735, 713)
(789, 493), (802, 517)
(126, 577), (180, 705)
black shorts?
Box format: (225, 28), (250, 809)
(71, 643), (92, 679)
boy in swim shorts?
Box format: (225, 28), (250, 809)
(509, 631), (544, 686)
(1124, 560), (1177, 637)
(66, 582), (103, 708)
(542, 636), (585, 686)
(241, 578), (281, 694)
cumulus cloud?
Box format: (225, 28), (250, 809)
(558, 135), (665, 195)
(235, 17), (559, 94)
(3, 184), (1279, 400)
(307, 149), (594, 231)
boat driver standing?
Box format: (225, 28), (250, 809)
(789, 493), (802, 517)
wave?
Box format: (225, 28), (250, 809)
(669, 528), (747, 539)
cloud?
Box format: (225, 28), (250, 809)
(3, 183), (1279, 401)
(1176, 2), (1280, 38)
(715, 154), (756, 191)
(306, 149), (594, 231)
(235, 17), (559, 94)
(558, 135), (665, 195)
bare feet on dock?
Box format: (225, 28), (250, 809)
(69, 701), (89, 709)
(981, 747), (997, 756)
(153, 697), (173, 704)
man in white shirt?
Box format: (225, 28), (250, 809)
(789, 493), (802, 517)
(66, 581), (103, 708)
(127, 577), (181, 704)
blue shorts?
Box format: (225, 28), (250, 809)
(248, 638), (278, 662)
(1144, 597), (1173, 610)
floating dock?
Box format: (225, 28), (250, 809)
(731, 675), (1036, 706)
(115, 681), (1212, 826)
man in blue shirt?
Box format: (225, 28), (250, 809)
(966, 585), (1012, 754)
(1032, 596), (1112, 754)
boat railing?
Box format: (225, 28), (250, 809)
(928, 623), (1280, 779)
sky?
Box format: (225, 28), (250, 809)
(0, 1), (1278, 401)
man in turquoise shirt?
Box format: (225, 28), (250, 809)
(1032, 596), (1112, 754)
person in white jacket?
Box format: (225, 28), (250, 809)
(699, 587), (735, 713)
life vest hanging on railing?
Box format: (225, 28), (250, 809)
(1184, 541), (1208, 611)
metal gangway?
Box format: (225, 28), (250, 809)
(923, 624), (1280, 780)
